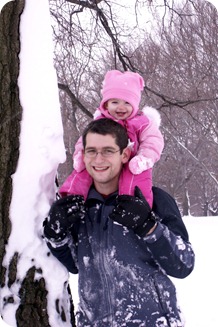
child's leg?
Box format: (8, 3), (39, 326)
(119, 164), (153, 208)
(59, 169), (93, 200)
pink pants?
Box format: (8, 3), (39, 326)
(59, 164), (153, 208)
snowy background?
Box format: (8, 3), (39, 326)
(0, 0), (218, 326)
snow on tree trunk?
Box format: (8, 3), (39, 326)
(0, 1), (76, 326)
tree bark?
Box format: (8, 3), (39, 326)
(0, 0), (24, 276)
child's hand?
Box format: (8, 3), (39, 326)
(129, 155), (153, 174)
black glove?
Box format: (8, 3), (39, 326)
(43, 195), (85, 241)
(109, 186), (158, 237)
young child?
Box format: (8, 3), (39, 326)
(59, 70), (164, 207)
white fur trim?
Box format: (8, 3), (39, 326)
(93, 108), (102, 119)
(142, 106), (161, 127)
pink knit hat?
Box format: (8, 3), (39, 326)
(99, 70), (145, 119)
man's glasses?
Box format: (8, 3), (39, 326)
(84, 148), (120, 158)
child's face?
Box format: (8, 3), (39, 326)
(105, 99), (133, 120)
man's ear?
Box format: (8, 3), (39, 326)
(122, 147), (131, 163)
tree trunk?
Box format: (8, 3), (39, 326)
(0, 2), (75, 326)
(0, 0), (24, 281)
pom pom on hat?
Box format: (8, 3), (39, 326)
(100, 70), (144, 119)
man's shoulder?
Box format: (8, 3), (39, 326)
(152, 186), (181, 218)
(152, 186), (174, 202)
(152, 186), (189, 241)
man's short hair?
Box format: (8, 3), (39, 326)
(82, 118), (129, 152)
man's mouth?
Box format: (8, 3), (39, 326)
(93, 166), (108, 171)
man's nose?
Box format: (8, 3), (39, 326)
(94, 152), (105, 161)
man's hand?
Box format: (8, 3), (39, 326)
(43, 195), (85, 241)
(109, 186), (158, 237)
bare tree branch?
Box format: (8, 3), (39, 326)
(58, 83), (93, 118)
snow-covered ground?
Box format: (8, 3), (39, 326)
(0, 0), (217, 326)
(172, 216), (218, 326)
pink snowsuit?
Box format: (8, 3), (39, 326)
(59, 106), (164, 208)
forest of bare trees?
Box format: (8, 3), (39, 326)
(49, 0), (218, 216)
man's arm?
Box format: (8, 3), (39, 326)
(144, 186), (195, 278)
(152, 186), (189, 240)
(43, 195), (84, 274)
(46, 240), (78, 274)
(110, 186), (195, 279)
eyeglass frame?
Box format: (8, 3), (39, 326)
(84, 147), (121, 158)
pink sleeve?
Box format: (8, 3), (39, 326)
(137, 118), (164, 164)
(128, 116), (165, 175)
(73, 136), (85, 172)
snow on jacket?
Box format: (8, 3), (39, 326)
(73, 106), (164, 174)
(47, 187), (195, 327)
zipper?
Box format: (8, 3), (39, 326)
(98, 202), (114, 325)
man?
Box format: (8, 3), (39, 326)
(43, 118), (195, 327)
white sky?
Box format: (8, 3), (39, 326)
(0, 0), (218, 326)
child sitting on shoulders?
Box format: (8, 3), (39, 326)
(59, 70), (164, 208)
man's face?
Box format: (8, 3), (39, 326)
(83, 132), (130, 195)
